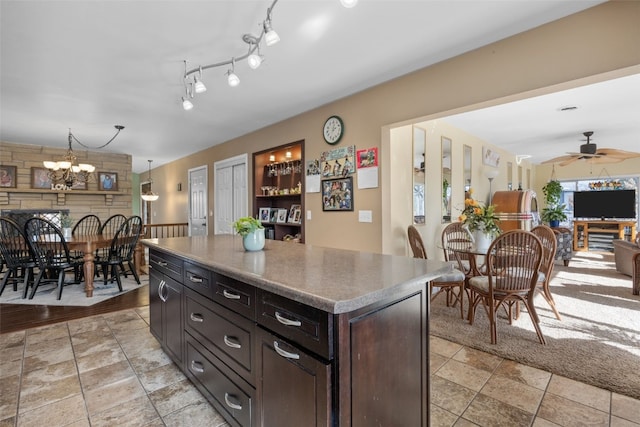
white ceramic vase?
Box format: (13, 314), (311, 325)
(473, 228), (493, 253)
(242, 228), (265, 251)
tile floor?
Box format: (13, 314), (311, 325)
(0, 307), (638, 427)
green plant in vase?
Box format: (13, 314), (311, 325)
(60, 213), (74, 229)
(232, 216), (264, 237)
(541, 179), (567, 226)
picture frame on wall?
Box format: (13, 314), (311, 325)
(98, 172), (118, 191)
(31, 167), (53, 189)
(482, 146), (500, 167)
(0, 165), (17, 188)
(322, 177), (353, 211)
(259, 207), (271, 222)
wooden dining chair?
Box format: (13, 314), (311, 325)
(0, 217), (36, 298)
(531, 225), (561, 320)
(441, 221), (474, 277)
(467, 229), (545, 344)
(24, 217), (83, 300)
(408, 225), (466, 318)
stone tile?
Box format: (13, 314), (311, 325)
(0, 344), (24, 364)
(16, 394), (87, 427)
(108, 317), (149, 333)
(22, 344), (76, 373)
(115, 330), (162, 359)
(83, 376), (147, 415)
(25, 322), (69, 344)
(161, 400), (227, 426)
(479, 374), (544, 414)
(610, 415), (640, 427)
(531, 418), (562, 426)
(90, 395), (160, 427)
(22, 359), (77, 384)
(537, 393), (609, 427)
(493, 359), (551, 390)
(547, 374), (611, 413)
(128, 347), (173, 376)
(0, 416), (15, 427)
(431, 336), (463, 358)
(24, 333), (71, 358)
(149, 378), (206, 417)
(435, 359), (492, 392)
(0, 375), (19, 420)
(136, 360), (186, 393)
(76, 346), (128, 373)
(79, 360), (136, 391)
(18, 375), (82, 414)
(462, 393), (534, 427)
(0, 359), (21, 380)
(430, 352), (448, 374)
(72, 333), (120, 359)
(431, 375), (477, 416)
(452, 418), (479, 427)
(0, 330), (25, 350)
(430, 403), (459, 427)
(611, 392), (640, 424)
(452, 347), (503, 373)
(67, 316), (111, 336)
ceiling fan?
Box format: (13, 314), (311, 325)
(542, 131), (640, 166)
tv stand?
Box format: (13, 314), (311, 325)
(573, 220), (637, 252)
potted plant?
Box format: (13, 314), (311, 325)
(233, 216), (265, 251)
(60, 213), (74, 238)
(541, 180), (567, 227)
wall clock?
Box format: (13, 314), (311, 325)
(323, 115), (344, 145)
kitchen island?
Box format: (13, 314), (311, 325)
(142, 235), (451, 427)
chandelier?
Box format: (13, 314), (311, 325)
(141, 160), (159, 201)
(181, 0), (358, 110)
(43, 125), (124, 187)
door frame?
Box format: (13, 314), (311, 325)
(188, 165), (208, 236)
(213, 153), (249, 235)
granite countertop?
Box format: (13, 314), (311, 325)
(142, 235), (451, 314)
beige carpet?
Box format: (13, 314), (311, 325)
(0, 274), (148, 307)
(429, 251), (640, 400)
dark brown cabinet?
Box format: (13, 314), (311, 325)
(253, 141), (304, 242)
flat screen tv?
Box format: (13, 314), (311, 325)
(573, 189), (636, 219)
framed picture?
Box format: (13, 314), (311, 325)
(292, 208), (302, 224)
(322, 177), (353, 211)
(98, 172), (118, 191)
(276, 208), (288, 223)
(288, 204), (301, 223)
(0, 165), (17, 188)
(71, 180), (87, 190)
(31, 167), (52, 189)
(269, 209), (278, 223)
(482, 146), (500, 167)
(259, 207), (271, 222)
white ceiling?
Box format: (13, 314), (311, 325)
(3, 0), (636, 174)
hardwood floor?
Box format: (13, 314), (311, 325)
(0, 284), (149, 334)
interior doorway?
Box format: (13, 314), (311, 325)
(188, 166), (208, 236)
(214, 154), (248, 234)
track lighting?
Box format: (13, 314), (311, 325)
(180, 0), (356, 109)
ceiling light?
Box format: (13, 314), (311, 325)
(269, 154), (275, 162)
(194, 67), (207, 93)
(285, 150), (292, 159)
(43, 126), (123, 188)
(141, 160), (160, 202)
(227, 59), (240, 87)
(182, 97), (193, 110)
(263, 19), (280, 46)
(340, 0), (358, 8)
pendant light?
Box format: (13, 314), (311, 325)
(141, 160), (159, 201)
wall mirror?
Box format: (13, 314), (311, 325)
(463, 145), (472, 198)
(507, 161), (513, 190)
(441, 136), (452, 223)
(413, 127), (426, 224)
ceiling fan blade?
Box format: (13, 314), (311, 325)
(541, 154), (577, 165)
(595, 148), (640, 158)
(566, 151), (599, 158)
(559, 157), (579, 167)
(586, 156), (625, 164)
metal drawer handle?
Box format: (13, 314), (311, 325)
(158, 280), (167, 302)
(273, 341), (300, 360)
(190, 313), (204, 323)
(189, 275), (204, 283)
(224, 393), (243, 411)
(275, 311), (302, 327)
(223, 335), (241, 349)
(157, 261), (168, 267)
(222, 289), (241, 300)
(190, 360), (204, 373)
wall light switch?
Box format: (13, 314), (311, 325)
(307, 210), (312, 220)
(358, 210), (372, 223)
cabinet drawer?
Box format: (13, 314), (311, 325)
(184, 262), (211, 295)
(186, 336), (255, 427)
(185, 288), (254, 383)
(212, 272), (256, 321)
(257, 290), (332, 360)
(149, 250), (183, 283)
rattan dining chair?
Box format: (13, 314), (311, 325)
(441, 221), (474, 277)
(24, 217), (83, 300)
(0, 217), (36, 298)
(467, 229), (545, 344)
(98, 215), (143, 290)
(531, 225), (561, 320)
(408, 225), (466, 318)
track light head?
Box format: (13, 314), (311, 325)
(182, 97), (194, 110)
(263, 19), (280, 46)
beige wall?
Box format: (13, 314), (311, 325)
(0, 141), (133, 221)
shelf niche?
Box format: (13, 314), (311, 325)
(253, 140), (304, 243)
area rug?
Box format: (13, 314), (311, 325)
(430, 251), (640, 400)
(0, 274), (148, 307)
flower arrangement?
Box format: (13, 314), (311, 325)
(458, 190), (501, 237)
(232, 216), (264, 237)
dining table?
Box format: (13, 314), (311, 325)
(66, 234), (144, 297)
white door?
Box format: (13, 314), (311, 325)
(188, 166), (208, 236)
(214, 154), (248, 234)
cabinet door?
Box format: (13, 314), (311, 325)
(257, 327), (331, 427)
(164, 275), (184, 364)
(149, 269), (163, 342)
